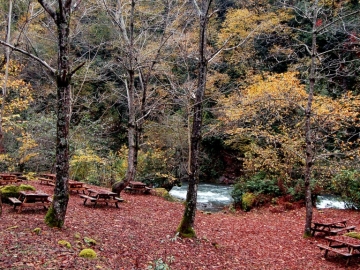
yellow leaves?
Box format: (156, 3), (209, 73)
(1, 60), (34, 120)
(217, 7), (293, 64)
(71, 149), (103, 165)
(218, 71), (306, 124)
(216, 69), (360, 177)
(312, 92), (360, 132)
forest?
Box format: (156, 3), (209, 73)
(0, 0), (359, 233)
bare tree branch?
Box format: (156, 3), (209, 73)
(37, 0), (57, 20)
(0, 40), (56, 75)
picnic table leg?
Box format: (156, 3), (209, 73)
(346, 247), (354, 265)
(83, 198), (88, 205)
(311, 225), (318, 236)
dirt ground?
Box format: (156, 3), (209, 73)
(1, 180), (360, 269)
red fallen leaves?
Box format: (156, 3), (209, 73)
(1, 181), (360, 269)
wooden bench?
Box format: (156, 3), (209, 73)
(319, 235), (360, 265)
(80, 194), (124, 208)
(312, 226), (356, 236)
(329, 226), (356, 235)
(317, 244), (354, 265)
(38, 178), (55, 186)
(8, 197), (22, 208)
(317, 244), (353, 257)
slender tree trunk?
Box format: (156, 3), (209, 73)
(178, 0), (211, 238)
(0, 0), (13, 154)
(126, 68), (137, 183)
(0, 191), (2, 217)
(303, 1), (319, 237)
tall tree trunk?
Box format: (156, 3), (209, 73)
(177, 0), (212, 238)
(40, 0), (72, 228)
(124, 0), (137, 183)
(125, 68), (136, 183)
(0, 0), (13, 154)
(303, 1), (319, 237)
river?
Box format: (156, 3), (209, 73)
(169, 183), (233, 212)
(169, 183), (349, 212)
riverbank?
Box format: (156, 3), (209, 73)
(1, 181), (359, 269)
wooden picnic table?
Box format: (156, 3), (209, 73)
(38, 177), (55, 185)
(8, 191), (52, 213)
(124, 181), (152, 194)
(0, 173), (19, 185)
(41, 173), (56, 180)
(311, 219), (355, 236)
(9, 172), (27, 181)
(80, 188), (123, 208)
(318, 235), (360, 265)
(68, 180), (87, 193)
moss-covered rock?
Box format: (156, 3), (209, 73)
(33, 228), (41, 235)
(344, 232), (360, 240)
(84, 237), (96, 245)
(58, 240), (72, 248)
(79, 248), (97, 259)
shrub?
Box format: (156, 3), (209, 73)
(242, 192), (256, 211)
(231, 172), (281, 208)
(331, 170), (360, 209)
(0, 184), (35, 200)
(152, 188), (175, 201)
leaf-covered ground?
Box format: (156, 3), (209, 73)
(1, 181), (360, 270)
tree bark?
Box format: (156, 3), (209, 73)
(40, 0), (72, 228)
(303, 0), (319, 237)
(178, 0), (212, 238)
(0, 191), (2, 217)
(0, 0), (13, 154)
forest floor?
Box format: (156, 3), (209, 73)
(1, 181), (360, 270)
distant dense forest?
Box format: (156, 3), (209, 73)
(0, 0), (359, 210)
